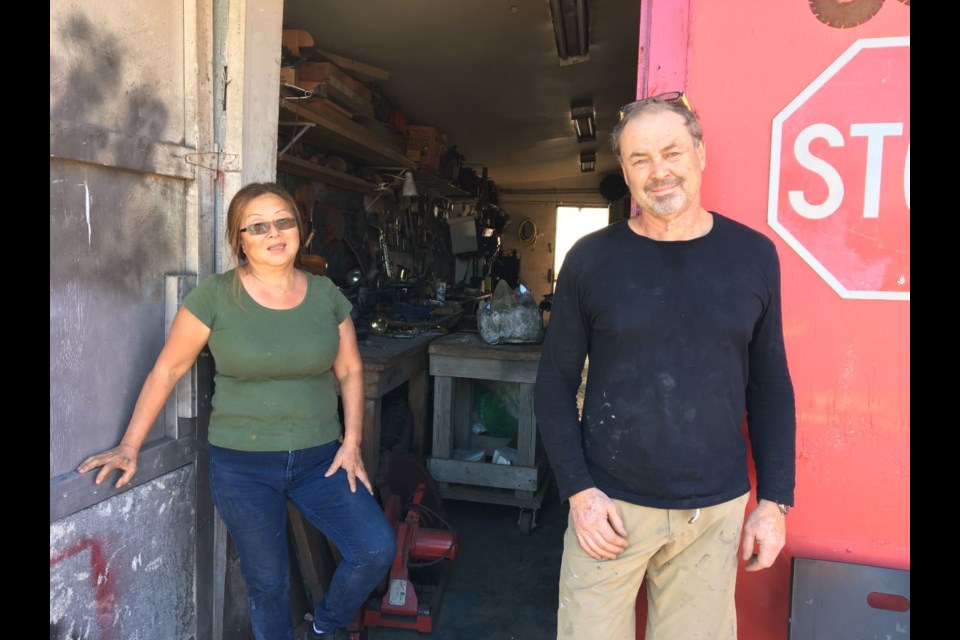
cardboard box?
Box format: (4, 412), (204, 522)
(406, 125), (446, 173)
(282, 29), (314, 56)
(279, 67), (297, 86)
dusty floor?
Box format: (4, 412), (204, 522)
(361, 483), (568, 640)
(357, 366), (577, 640)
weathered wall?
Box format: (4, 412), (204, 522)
(50, 0), (195, 478)
(50, 466), (198, 640)
(50, 0), (284, 638)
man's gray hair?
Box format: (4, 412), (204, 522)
(610, 97), (703, 160)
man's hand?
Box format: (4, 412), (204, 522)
(741, 499), (787, 572)
(568, 487), (629, 560)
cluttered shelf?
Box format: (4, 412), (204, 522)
(278, 103), (472, 199)
(277, 153), (376, 192)
(279, 97), (416, 170)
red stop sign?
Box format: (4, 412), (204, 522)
(768, 37), (909, 301)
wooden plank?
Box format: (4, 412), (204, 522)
(364, 351), (428, 396)
(279, 98), (415, 169)
(212, 511), (227, 640)
(412, 170), (471, 198)
(517, 383), (536, 467)
(436, 473), (552, 510)
(301, 80), (374, 121)
(428, 332), (543, 362)
(298, 62), (373, 104)
(303, 97), (353, 120)
(427, 457), (540, 491)
(430, 354), (539, 383)
(286, 503), (329, 606)
(432, 376), (454, 457)
(362, 398), (380, 478)
(408, 367), (428, 456)
(277, 154), (375, 192)
(452, 378), (473, 449)
(307, 47), (390, 82)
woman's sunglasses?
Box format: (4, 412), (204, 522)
(240, 217), (298, 235)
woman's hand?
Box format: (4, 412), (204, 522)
(326, 440), (374, 495)
(77, 443), (140, 489)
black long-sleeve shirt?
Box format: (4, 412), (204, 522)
(535, 214), (796, 509)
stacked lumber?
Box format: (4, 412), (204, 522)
(280, 29), (386, 122)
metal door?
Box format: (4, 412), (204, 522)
(50, 1), (219, 638)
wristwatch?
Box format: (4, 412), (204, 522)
(776, 503), (791, 516)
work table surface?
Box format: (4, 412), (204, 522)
(357, 332), (443, 365)
(427, 331), (543, 361)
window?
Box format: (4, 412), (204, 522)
(553, 206), (609, 285)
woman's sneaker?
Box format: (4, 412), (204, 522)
(300, 624), (349, 640)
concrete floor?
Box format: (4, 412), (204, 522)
(362, 483), (568, 640)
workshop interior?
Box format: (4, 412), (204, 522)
(49, 1), (909, 639)
(269, 4), (637, 636)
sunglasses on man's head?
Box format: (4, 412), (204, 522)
(618, 91), (693, 121)
(240, 217), (298, 235)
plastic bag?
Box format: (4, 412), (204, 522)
(472, 381), (519, 438)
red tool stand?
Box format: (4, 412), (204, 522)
(364, 483), (459, 633)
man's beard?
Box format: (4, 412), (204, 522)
(643, 179), (683, 216)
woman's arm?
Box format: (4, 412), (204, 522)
(327, 315), (371, 494)
(77, 307), (211, 488)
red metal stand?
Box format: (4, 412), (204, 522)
(363, 483), (458, 632)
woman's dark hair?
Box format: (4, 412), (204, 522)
(226, 182), (304, 264)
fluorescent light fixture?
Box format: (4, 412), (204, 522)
(571, 105), (596, 142)
(549, 0), (590, 65)
(579, 152), (596, 173)
(401, 171), (418, 197)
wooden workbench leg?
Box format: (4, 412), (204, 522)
(432, 376), (454, 458)
(361, 398), (381, 480)
(287, 502), (333, 607)
(408, 366), (428, 457)
(517, 382), (536, 467)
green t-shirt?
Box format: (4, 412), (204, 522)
(182, 269), (354, 451)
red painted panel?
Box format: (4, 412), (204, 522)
(632, 1), (910, 638)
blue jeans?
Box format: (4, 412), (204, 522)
(209, 441), (396, 640)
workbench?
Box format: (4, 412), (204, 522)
(351, 332), (442, 478)
(426, 332), (549, 533)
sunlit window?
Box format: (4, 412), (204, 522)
(553, 206), (609, 285)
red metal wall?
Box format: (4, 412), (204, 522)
(635, 1), (909, 638)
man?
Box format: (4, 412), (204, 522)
(534, 93), (796, 640)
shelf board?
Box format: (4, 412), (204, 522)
(277, 154), (376, 192)
(279, 97), (415, 170)
(411, 170), (472, 198)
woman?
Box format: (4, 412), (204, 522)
(78, 182), (395, 640)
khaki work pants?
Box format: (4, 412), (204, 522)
(556, 492), (750, 640)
